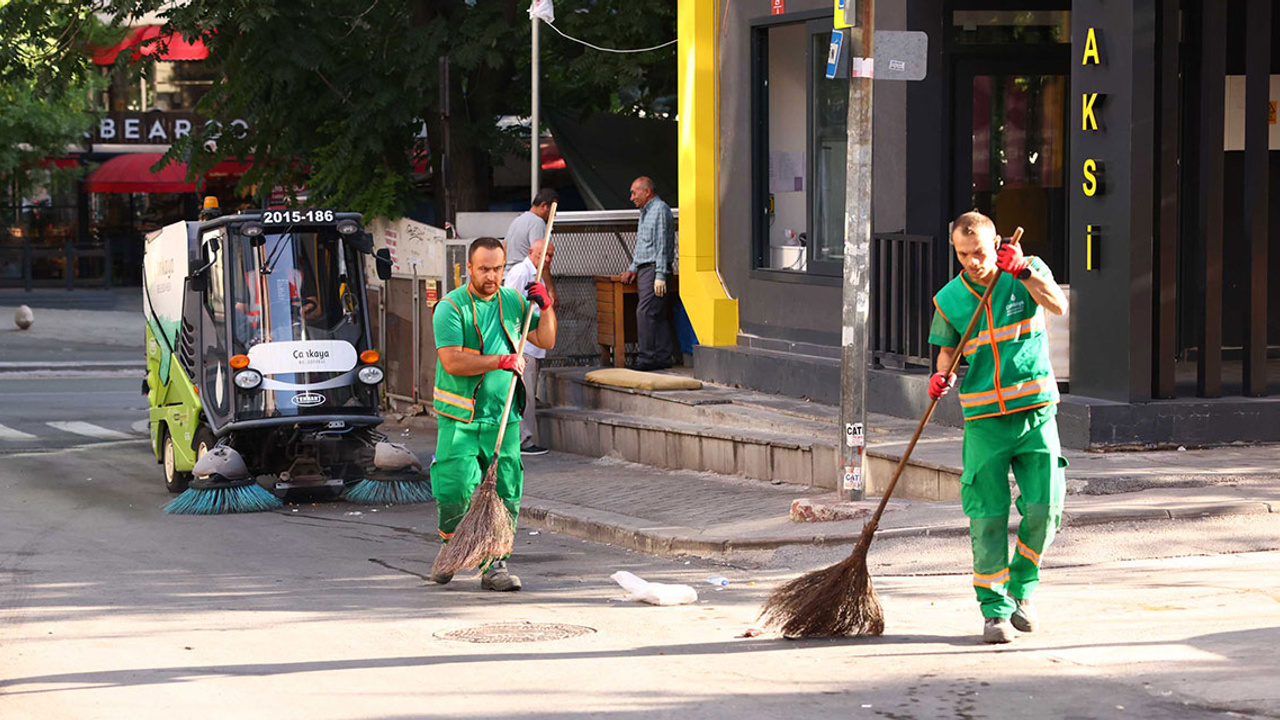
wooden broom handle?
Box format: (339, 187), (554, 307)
(861, 227), (1024, 533)
(488, 201), (560, 460)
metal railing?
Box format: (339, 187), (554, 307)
(367, 210), (677, 411)
(870, 233), (935, 369)
(518, 208), (677, 368)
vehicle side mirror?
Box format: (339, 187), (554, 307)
(375, 248), (393, 281)
(189, 272), (208, 293)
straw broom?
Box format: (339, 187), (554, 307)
(430, 202), (559, 577)
(760, 227), (1024, 637)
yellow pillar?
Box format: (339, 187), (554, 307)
(678, 0), (738, 346)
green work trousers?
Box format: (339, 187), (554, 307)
(960, 406), (1067, 619)
(432, 417), (523, 546)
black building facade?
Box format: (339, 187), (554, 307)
(692, 0), (1279, 448)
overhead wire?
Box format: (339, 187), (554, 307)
(540, 19), (676, 54)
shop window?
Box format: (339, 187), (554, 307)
(751, 18), (846, 279)
(0, 171), (81, 287)
(100, 60), (217, 113)
(153, 61), (218, 112)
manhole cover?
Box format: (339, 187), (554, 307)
(436, 621), (596, 644)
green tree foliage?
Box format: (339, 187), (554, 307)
(0, 1), (119, 187)
(112, 0), (676, 219)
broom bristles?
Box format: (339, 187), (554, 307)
(759, 523), (884, 637)
(430, 463), (515, 576)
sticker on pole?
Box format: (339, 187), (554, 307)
(842, 465), (863, 491)
(825, 30), (846, 80)
(872, 30), (929, 82)
(845, 422), (865, 448)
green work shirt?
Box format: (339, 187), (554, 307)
(929, 256), (1058, 420)
(433, 286), (539, 425)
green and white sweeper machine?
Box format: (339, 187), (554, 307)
(143, 201), (428, 514)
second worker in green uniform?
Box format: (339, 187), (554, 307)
(928, 212), (1069, 644)
(428, 236), (556, 591)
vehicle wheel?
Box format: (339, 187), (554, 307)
(163, 428), (192, 494)
(191, 424), (216, 478)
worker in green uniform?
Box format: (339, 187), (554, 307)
(428, 236), (556, 591)
(927, 212), (1069, 644)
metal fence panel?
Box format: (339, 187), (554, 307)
(870, 233), (934, 369)
(384, 278), (416, 400)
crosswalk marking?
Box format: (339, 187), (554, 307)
(0, 424), (38, 441)
(45, 422), (134, 440)
(131, 419), (150, 434)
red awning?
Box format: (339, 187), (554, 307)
(85, 153), (197, 193)
(93, 25), (209, 65)
(540, 139), (566, 171)
(206, 160), (252, 178)
(85, 153), (253, 193)
(39, 157), (80, 170)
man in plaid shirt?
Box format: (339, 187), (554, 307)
(618, 176), (676, 371)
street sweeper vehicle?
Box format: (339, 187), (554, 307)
(143, 202), (429, 514)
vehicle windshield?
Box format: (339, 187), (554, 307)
(227, 228), (366, 352)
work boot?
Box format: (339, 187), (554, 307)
(1011, 598), (1038, 633)
(481, 560), (522, 592)
(429, 569), (453, 585)
(983, 617), (1014, 644)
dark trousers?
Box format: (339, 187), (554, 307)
(636, 264), (673, 368)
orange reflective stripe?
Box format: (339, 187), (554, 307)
(964, 400), (1056, 421)
(433, 387), (474, 410)
(960, 376), (1053, 407)
(1016, 539), (1042, 566)
(438, 530), (454, 540)
(973, 568), (1011, 588)
(963, 317), (1045, 355)
(460, 347), (481, 354)
(1002, 383), (1053, 402)
(959, 390), (1000, 407)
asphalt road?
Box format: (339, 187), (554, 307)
(0, 376), (149, 453)
(1, 377), (1278, 719)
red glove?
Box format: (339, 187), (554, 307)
(996, 240), (1032, 279)
(928, 372), (956, 400)
(525, 281), (551, 310)
(496, 354), (524, 374)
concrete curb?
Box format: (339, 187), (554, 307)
(520, 496), (1278, 557)
(0, 361), (144, 375)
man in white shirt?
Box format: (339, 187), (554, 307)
(502, 188), (558, 270)
(503, 238), (556, 455)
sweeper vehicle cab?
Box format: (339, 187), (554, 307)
(143, 201), (422, 498)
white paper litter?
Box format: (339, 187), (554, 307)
(610, 571), (698, 606)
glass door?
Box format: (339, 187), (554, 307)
(954, 59), (1069, 277)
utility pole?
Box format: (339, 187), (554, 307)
(838, 0), (874, 501)
(531, 8), (541, 201)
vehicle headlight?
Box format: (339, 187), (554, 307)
(234, 369), (263, 389)
(357, 366), (384, 385)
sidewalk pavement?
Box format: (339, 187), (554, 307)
(0, 290), (143, 372)
(388, 415), (1280, 557)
